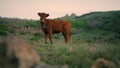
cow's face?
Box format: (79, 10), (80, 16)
(38, 13), (49, 28)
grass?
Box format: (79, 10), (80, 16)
(16, 30), (120, 68)
(0, 25), (9, 35)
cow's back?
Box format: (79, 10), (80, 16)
(46, 19), (70, 32)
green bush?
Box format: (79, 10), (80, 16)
(19, 32), (26, 35)
(70, 20), (89, 29)
(0, 30), (8, 35)
(34, 32), (42, 37)
(100, 20), (120, 34)
(73, 30), (120, 43)
(0, 25), (9, 35)
(24, 20), (39, 27)
(29, 33), (41, 41)
(29, 36), (39, 41)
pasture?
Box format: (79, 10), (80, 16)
(16, 29), (120, 68)
(0, 11), (120, 68)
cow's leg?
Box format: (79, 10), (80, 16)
(62, 32), (69, 43)
(44, 33), (48, 44)
(68, 32), (71, 42)
(48, 33), (53, 44)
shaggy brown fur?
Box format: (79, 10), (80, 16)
(91, 58), (116, 68)
(0, 35), (40, 68)
(38, 12), (71, 44)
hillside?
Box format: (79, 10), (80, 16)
(76, 10), (120, 33)
(57, 10), (120, 34)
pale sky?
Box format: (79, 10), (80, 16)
(0, 0), (120, 19)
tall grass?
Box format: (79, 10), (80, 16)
(16, 30), (120, 68)
(0, 25), (9, 35)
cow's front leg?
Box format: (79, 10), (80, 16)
(48, 32), (53, 44)
(45, 33), (48, 44)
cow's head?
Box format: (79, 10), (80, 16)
(38, 12), (49, 28)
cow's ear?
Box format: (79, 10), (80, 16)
(46, 14), (49, 17)
(37, 13), (41, 16)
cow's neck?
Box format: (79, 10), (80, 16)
(40, 19), (48, 29)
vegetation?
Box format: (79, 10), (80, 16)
(0, 25), (9, 35)
(76, 10), (120, 32)
(0, 10), (120, 68)
(0, 17), (39, 27)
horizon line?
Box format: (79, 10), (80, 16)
(0, 10), (120, 20)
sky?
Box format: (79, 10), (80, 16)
(0, 0), (120, 19)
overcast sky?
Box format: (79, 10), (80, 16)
(0, 0), (120, 19)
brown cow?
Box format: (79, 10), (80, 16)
(37, 12), (71, 44)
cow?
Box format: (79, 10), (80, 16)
(37, 12), (71, 44)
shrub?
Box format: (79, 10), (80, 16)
(0, 30), (8, 35)
(19, 32), (26, 35)
(0, 25), (9, 35)
(70, 20), (89, 30)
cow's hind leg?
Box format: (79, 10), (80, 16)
(62, 32), (69, 43)
(69, 32), (71, 42)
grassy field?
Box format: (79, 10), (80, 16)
(16, 29), (120, 68)
(0, 23), (120, 68)
(0, 11), (120, 68)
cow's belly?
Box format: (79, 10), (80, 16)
(53, 31), (61, 33)
(52, 27), (62, 33)
(43, 28), (61, 34)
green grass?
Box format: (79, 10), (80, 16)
(0, 25), (9, 35)
(16, 30), (120, 68)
